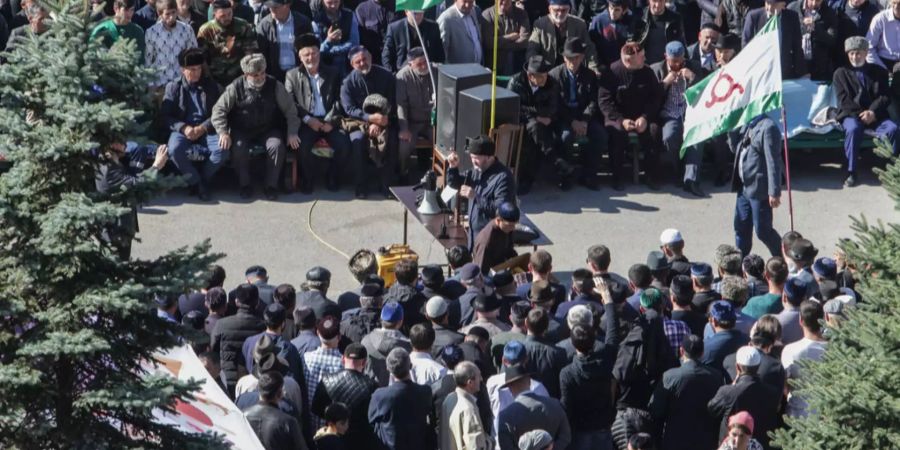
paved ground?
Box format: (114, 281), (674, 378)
(133, 149), (900, 293)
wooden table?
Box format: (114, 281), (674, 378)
(390, 186), (551, 251)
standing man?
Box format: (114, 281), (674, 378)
(742, 0), (808, 79)
(311, 344), (378, 449)
(649, 335), (724, 450)
(340, 46), (398, 199)
(446, 136), (517, 250)
(368, 348), (435, 450)
(651, 41), (705, 196)
(91, 0), (145, 63)
(383, 10), (444, 72)
(482, 0), (530, 75)
(833, 36), (898, 187)
(508, 55), (571, 194)
(160, 48), (223, 202)
(198, 0), (259, 86)
(211, 283), (266, 398)
(496, 364), (572, 450)
(731, 114), (783, 257)
(285, 33), (350, 194)
(641, 0), (687, 65)
(471, 202), (519, 272)
(211, 53), (301, 199)
(255, 0), (312, 81)
(445, 361), (493, 450)
(311, 0), (359, 79)
(597, 37), (665, 190)
(528, 0), (600, 72)
(549, 37), (605, 191)
(396, 47), (435, 184)
(145, 0), (198, 90)
(588, 0), (634, 66)
(437, 0), (484, 64)
(355, 0), (401, 65)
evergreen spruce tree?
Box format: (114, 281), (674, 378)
(772, 140), (900, 449)
(0, 0), (227, 447)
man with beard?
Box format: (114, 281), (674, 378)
(160, 48), (224, 201)
(285, 33), (351, 194)
(396, 47), (434, 184)
(597, 37), (665, 191)
(446, 137), (517, 250)
(145, 0), (198, 89)
(198, 0), (259, 86)
(211, 53), (301, 199)
(528, 0), (599, 72)
(651, 41), (705, 196)
(340, 46), (398, 199)
(833, 36), (899, 187)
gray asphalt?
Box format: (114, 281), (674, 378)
(133, 148), (900, 293)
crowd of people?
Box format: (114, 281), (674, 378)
(3, 0), (900, 202)
(161, 226), (859, 450)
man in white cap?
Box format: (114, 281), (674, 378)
(427, 296), (466, 354)
(518, 429), (553, 450)
(211, 53), (301, 199)
(708, 345), (781, 448)
(659, 228), (690, 275)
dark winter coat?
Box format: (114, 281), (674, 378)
(210, 308), (266, 396)
(311, 369), (378, 449)
(708, 373), (782, 449)
(649, 359), (724, 450)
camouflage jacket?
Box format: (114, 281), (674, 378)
(197, 18), (259, 86)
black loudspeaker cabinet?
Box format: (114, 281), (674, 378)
(454, 85), (520, 170)
(436, 64), (492, 153)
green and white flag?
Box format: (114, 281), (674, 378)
(681, 15), (783, 154)
(395, 0), (442, 10)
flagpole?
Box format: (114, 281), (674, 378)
(410, 16), (438, 102)
(780, 106), (794, 231)
(489, 1), (500, 130)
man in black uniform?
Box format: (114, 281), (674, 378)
(549, 37), (604, 191)
(446, 136), (517, 251)
(597, 37), (665, 190)
(508, 55), (574, 195)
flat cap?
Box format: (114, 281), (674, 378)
(459, 263), (481, 281)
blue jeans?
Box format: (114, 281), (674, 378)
(842, 116), (899, 173)
(167, 131), (225, 188)
(570, 430), (614, 450)
(661, 118), (702, 183)
(734, 192), (782, 257)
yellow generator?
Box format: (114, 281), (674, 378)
(376, 244), (419, 287)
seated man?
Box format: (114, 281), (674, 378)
(651, 41), (705, 196)
(160, 48), (224, 201)
(508, 55), (572, 195)
(597, 37), (664, 190)
(549, 37), (605, 191)
(198, 0), (259, 86)
(396, 47), (434, 184)
(211, 53), (301, 199)
(285, 33), (350, 194)
(687, 22), (720, 74)
(472, 202), (519, 273)
(834, 36), (899, 187)
(90, 0), (145, 63)
(340, 46), (397, 199)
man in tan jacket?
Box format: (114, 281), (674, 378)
(444, 361), (493, 450)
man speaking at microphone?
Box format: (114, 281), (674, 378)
(446, 136), (517, 250)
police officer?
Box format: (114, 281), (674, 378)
(446, 136), (517, 251)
